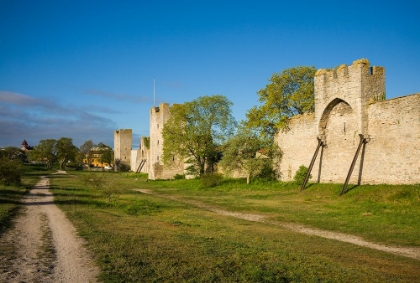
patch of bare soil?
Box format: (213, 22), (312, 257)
(135, 189), (420, 261)
(0, 173), (99, 283)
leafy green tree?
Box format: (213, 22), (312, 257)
(97, 142), (107, 148)
(0, 147), (26, 162)
(162, 95), (236, 177)
(0, 147), (25, 186)
(220, 126), (281, 184)
(55, 137), (78, 170)
(245, 66), (316, 139)
(99, 146), (114, 166)
(80, 140), (94, 169)
(31, 139), (57, 169)
(0, 159), (23, 186)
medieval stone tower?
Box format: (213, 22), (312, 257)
(277, 59), (420, 185)
(148, 103), (184, 179)
(114, 129), (132, 169)
(314, 58), (385, 142)
(148, 104), (170, 179)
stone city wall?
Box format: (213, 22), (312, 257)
(363, 94), (420, 184)
(275, 113), (317, 181)
(130, 136), (150, 174)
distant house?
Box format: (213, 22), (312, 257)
(83, 146), (112, 168)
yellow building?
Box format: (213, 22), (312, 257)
(83, 146), (112, 168)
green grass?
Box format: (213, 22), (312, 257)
(48, 172), (420, 282)
(0, 164), (53, 233)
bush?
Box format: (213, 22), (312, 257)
(82, 172), (121, 202)
(118, 163), (130, 172)
(255, 163), (277, 181)
(185, 164), (199, 178)
(0, 159), (23, 186)
(174, 174), (185, 180)
(294, 165), (311, 185)
(200, 173), (223, 189)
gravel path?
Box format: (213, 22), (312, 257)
(135, 188), (420, 261)
(0, 174), (99, 283)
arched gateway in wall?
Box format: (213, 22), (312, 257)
(317, 98), (359, 183)
(313, 59), (385, 184)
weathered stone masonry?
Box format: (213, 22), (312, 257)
(148, 103), (184, 180)
(130, 136), (149, 174)
(114, 129), (132, 169)
(276, 59), (420, 184)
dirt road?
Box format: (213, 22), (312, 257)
(0, 173), (99, 283)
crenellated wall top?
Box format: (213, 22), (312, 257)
(315, 58), (384, 83)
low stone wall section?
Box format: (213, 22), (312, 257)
(276, 113), (317, 181)
(363, 94), (420, 184)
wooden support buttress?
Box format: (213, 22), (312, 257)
(341, 134), (367, 195)
(136, 159), (147, 173)
(301, 138), (323, 191)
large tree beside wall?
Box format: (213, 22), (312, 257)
(219, 125), (281, 184)
(245, 66), (316, 139)
(162, 95), (236, 177)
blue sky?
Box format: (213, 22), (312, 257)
(1, 0), (419, 149)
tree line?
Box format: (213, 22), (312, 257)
(28, 139), (113, 170)
(0, 139), (113, 186)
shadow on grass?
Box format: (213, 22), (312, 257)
(0, 189), (27, 198)
(47, 174), (74, 179)
(305, 183), (315, 189)
(21, 198), (112, 209)
(49, 185), (91, 194)
(0, 205), (22, 235)
(24, 172), (51, 177)
(0, 188), (27, 208)
(55, 199), (113, 208)
(341, 184), (359, 195)
(0, 198), (23, 206)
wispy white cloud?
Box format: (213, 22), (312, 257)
(80, 104), (121, 115)
(0, 91), (37, 105)
(84, 88), (151, 104)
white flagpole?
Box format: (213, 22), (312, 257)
(154, 78), (156, 107)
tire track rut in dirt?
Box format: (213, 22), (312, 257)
(135, 188), (420, 261)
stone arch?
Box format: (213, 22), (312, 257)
(317, 97), (360, 183)
(318, 98), (358, 144)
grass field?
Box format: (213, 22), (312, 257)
(44, 171), (420, 282)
